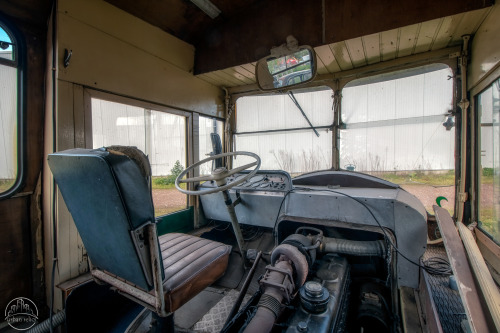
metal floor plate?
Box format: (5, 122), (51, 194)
(192, 289), (252, 332)
(423, 245), (467, 333)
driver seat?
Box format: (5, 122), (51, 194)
(48, 146), (231, 330)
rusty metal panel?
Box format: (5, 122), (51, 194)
(433, 206), (492, 333)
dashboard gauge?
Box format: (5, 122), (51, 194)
(249, 175), (264, 183)
(232, 175), (246, 183)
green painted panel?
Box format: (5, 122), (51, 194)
(156, 207), (194, 235)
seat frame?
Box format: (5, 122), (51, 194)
(91, 221), (169, 316)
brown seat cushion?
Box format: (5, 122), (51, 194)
(158, 233), (231, 312)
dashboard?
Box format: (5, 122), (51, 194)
(201, 170), (293, 192)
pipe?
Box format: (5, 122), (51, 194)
(320, 237), (386, 257)
(243, 257), (294, 333)
(457, 35), (470, 223)
(26, 311), (65, 333)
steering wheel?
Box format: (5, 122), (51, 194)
(175, 151), (261, 195)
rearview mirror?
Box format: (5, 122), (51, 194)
(256, 37), (316, 91)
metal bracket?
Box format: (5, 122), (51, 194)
(232, 191), (242, 207)
(130, 222), (153, 287)
(260, 265), (295, 303)
(458, 192), (469, 203)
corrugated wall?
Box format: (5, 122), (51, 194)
(341, 67), (455, 172)
(235, 89), (333, 174)
(0, 54), (16, 179)
(91, 98), (186, 175)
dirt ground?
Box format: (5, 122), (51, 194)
(152, 183), (495, 216)
(152, 189), (187, 216)
(400, 184), (455, 213)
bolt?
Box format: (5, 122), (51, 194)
(297, 321), (308, 332)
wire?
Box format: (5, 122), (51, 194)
(286, 186), (452, 276)
(421, 257), (452, 276)
(272, 189), (295, 245)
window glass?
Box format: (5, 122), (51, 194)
(478, 79), (500, 242)
(341, 64), (455, 213)
(199, 116), (224, 175)
(0, 25), (18, 194)
(91, 98), (187, 216)
(235, 87), (333, 176)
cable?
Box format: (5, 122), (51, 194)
(272, 189), (295, 245)
(421, 257), (452, 276)
(287, 186), (451, 276)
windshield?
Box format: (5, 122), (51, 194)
(233, 64), (455, 214)
(234, 87), (333, 176)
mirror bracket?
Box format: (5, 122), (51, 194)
(270, 35), (300, 58)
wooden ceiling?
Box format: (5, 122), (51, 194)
(196, 7), (493, 88)
(105, 0), (493, 77)
(0, 0), (494, 89)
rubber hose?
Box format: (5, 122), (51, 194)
(243, 259), (294, 333)
(322, 237), (386, 257)
(243, 304), (277, 333)
(26, 311), (65, 333)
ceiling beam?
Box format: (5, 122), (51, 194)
(195, 0), (493, 74)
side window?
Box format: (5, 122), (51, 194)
(0, 23), (21, 196)
(90, 97), (188, 216)
(199, 116), (224, 174)
(478, 78), (500, 242)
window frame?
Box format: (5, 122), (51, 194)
(84, 89), (193, 216)
(0, 17), (26, 199)
(233, 87), (335, 174)
(473, 70), (500, 245)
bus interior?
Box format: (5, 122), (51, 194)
(1, 0), (500, 332)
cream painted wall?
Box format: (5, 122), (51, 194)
(44, 0), (225, 310)
(57, 0), (224, 117)
(469, 4), (500, 89)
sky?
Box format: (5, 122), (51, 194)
(0, 26), (13, 51)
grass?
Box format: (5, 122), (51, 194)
(155, 205), (187, 217)
(152, 176), (186, 190)
(372, 170), (456, 186)
(0, 179), (15, 192)
(479, 207), (500, 241)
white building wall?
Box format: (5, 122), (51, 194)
(0, 52), (16, 179)
(91, 98), (186, 176)
(341, 67), (455, 172)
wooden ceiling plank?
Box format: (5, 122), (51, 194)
(315, 55), (329, 75)
(414, 18), (442, 54)
(233, 66), (255, 81)
(431, 14), (463, 50)
(345, 37), (367, 68)
(221, 68), (253, 85)
(362, 33), (381, 65)
(397, 23), (420, 58)
(450, 8), (491, 45)
(240, 63), (256, 75)
(195, 74), (220, 87)
(380, 29), (399, 61)
(203, 72), (234, 87)
(315, 44), (341, 74)
(330, 41), (354, 71)
(210, 70), (241, 87)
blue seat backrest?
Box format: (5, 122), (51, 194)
(48, 148), (156, 290)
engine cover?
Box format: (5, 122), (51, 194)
(286, 255), (350, 333)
